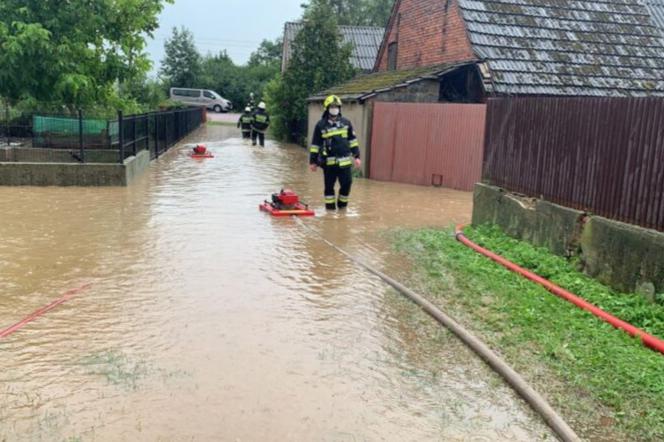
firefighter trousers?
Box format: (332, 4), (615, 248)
(323, 165), (352, 210)
(252, 129), (265, 146)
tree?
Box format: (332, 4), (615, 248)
(199, 51), (242, 106)
(0, 0), (171, 108)
(197, 37), (282, 111)
(160, 27), (202, 89)
(360, 0), (394, 27)
(300, 0), (394, 26)
(266, 0), (355, 142)
(248, 39), (283, 68)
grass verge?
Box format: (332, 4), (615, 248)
(393, 224), (664, 441)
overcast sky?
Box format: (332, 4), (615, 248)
(146, 0), (304, 73)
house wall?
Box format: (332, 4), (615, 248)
(376, 0), (476, 71)
(372, 79), (441, 103)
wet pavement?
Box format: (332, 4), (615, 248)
(0, 125), (554, 441)
(207, 112), (241, 124)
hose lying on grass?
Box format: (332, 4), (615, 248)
(294, 217), (579, 442)
(455, 225), (664, 356)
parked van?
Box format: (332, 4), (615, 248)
(169, 88), (232, 113)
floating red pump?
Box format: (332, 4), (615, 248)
(190, 144), (214, 158)
(278, 190), (300, 206)
(260, 189), (315, 217)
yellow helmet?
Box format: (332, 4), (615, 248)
(323, 95), (342, 109)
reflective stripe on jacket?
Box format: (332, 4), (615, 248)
(251, 110), (270, 132)
(310, 115), (360, 168)
(237, 113), (253, 131)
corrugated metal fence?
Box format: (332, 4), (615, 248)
(484, 97), (664, 231)
(370, 102), (486, 191)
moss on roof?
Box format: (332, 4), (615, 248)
(317, 64), (457, 97)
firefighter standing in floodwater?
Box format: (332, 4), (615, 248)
(251, 102), (270, 147)
(237, 107), (253, 139)
(309, 95), (361, 210)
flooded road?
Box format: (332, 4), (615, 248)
(0, 126), (554, 441)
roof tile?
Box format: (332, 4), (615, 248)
(283, 22), (384, 71)
(458, 0), (664, 96)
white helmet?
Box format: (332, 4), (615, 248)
(258, 102), (266, 110)
(250, 92), (255, 98)
(245, 106), (251, 112)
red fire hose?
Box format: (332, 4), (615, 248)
(455, 225), (664, 355)
(0, 283), (92, 339)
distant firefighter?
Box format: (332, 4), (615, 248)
(237, 107), (253, 139)
(251, 102), (270, 147)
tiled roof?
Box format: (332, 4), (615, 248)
(283, 22), (384, 71)
(309, 62), (474, 101)
(458, 0), (664, 96)
(646, 0), (664, 30)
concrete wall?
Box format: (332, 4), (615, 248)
(580, 217), (664, 297)
(0, 150), (150, 187)
(125, 149), (151, 185)
(473, 182), (664, 298)
(1, 147), (119, 163)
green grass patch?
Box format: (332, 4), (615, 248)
(393, 225), (664, 441)
(80, 351), (149, 391)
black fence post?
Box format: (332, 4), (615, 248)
(132, 117), (137, 156)
(78, 108), (85, 163)
(175, 110), (180, 141)
(5, 101), (9, 146)
(118, 110), (124, 164)
(165, 112), (169, 150)
(145, 115), (150, 157)
(154, 114), (160, 159)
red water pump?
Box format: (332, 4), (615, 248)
(260, 189), (315, 217)
(190, 144), (214, 158)
(272, 190), (300, 209)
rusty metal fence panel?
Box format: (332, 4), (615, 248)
(369, 102), (486, 191)
(484, 97), (664, 231)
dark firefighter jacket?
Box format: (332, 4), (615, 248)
(251, 109), (270, 133)
(309, 115), (360, 168)
(237, 113), (252, 132)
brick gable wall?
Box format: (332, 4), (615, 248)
(376, 0), (476, 71)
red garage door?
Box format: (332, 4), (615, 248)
(369, 102), (486, 191)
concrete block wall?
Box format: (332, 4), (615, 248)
(473, 183), (664, 298)
(0, 147), (119, 164)
(0, 150), (150, 187)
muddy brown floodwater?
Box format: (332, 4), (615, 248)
(0, 125), (555, 441)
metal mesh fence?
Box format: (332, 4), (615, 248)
(1, 103), (204, 164)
